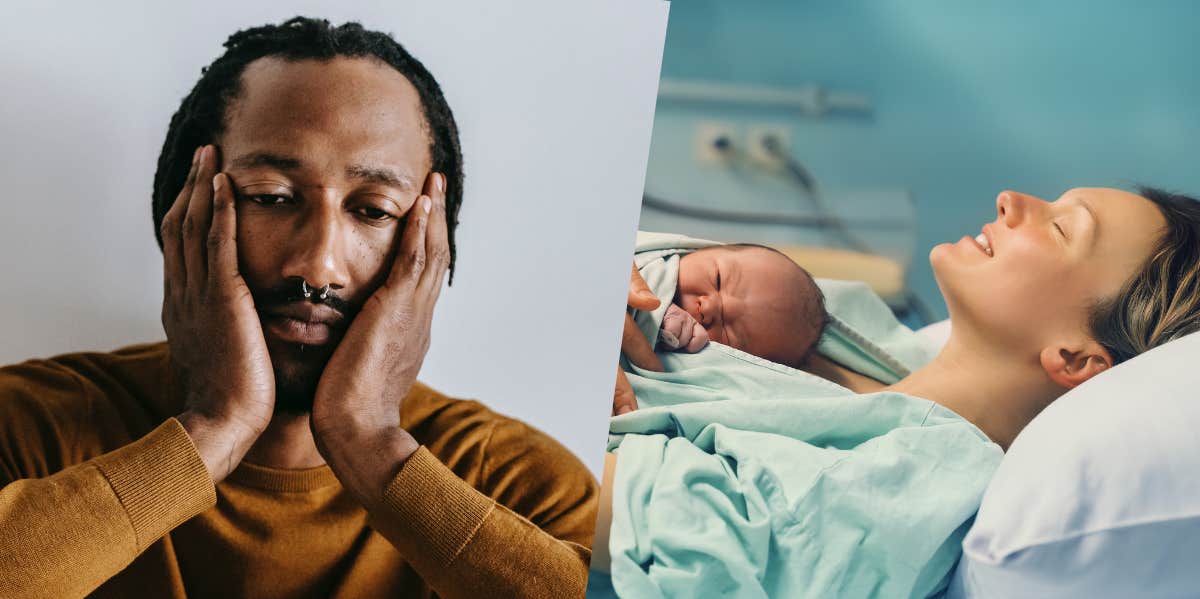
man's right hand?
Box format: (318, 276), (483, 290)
(161, 145), (275, 484)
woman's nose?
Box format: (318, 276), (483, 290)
(996, 190), (1045, 228)
(281, 204), (350, 292)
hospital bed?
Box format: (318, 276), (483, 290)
(640, 113), (1199, 595)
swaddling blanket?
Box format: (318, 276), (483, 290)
(607, 232), (1003, 599)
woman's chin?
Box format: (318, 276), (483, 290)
(929, 243), (956, 280)
(929, 242), (953, 264)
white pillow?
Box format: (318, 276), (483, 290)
(947, 331), (1200, 598)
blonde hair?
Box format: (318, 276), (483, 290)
(1089, 187), (1200, 364)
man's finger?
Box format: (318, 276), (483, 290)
(387, 193), (431, 290)
(622, 313), (663, 372)
(207, 173), (240, 292)
(613, 367), (637, 416)
(628, 263), (660, 312)
(162, 146), (203, 297)
(183, 145), (217, 290)
(417, 172), (450, 300)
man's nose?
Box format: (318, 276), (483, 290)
(280, 201), (350, 292)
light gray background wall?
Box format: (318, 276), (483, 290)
(0, 1), (669, 476)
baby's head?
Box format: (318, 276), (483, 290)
(675, 244), (828, 367)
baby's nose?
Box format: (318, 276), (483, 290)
(698, 295), (718, 325)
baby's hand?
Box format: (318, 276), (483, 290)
(658, 303), (709, 353)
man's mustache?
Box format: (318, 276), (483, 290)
(250, 280), (358, 324)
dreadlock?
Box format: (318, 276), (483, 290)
(151, 16), (464, 279)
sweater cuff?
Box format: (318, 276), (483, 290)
(92, 418), (217, 550)
(369, 446), (495, 566)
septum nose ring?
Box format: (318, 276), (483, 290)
(300, 281), (332, 301)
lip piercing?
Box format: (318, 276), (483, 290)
(300, 281), (332, 301)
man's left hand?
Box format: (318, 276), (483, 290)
(310, 172), (450, 509)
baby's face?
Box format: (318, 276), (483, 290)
(675, 246), (823, 366)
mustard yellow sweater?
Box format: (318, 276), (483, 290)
(0, 343), (597, 598)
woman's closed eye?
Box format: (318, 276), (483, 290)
(1054, 221), (1066, 239)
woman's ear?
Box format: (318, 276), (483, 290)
(1039, 342), (1114, 389)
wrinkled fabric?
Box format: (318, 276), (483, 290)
(604, 232), (1003, 599)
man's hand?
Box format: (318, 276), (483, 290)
(309, 172), (448, 508)
(163, 145), (275, 484)
(614, 263), (663, 415)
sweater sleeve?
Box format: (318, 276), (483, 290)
(366, 420), (598, 599)
(0, 360), (216, 599)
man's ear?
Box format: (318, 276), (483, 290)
(1039, 341), (1114, 390)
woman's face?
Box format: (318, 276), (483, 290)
(931, 187), (1166, 353)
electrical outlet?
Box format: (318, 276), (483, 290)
(745, 125), (791, 171)
(694, 121), (737, 165)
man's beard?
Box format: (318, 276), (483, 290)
(250, 279), (358, 414)
(271, 347), (328, 413)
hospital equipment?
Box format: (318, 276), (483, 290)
(656, 79), (872, 116)
(642, 137), (933, 324)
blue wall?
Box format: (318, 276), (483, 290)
(643, 0), (1200, 321)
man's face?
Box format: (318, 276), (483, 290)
(217, 56), (433, 411)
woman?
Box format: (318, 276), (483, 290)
(596, 187), (1200, 597)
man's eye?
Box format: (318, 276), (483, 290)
(716, 272), (722, 290)
(1054, 222), (1066, 238)
(250, 194), (291, 206)
(357, 207), (394, 221)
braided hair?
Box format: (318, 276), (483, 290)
(151, 16), (464, 278)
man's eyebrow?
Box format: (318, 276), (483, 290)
(346, 164), (416, 190)
(230, 152), (303, 171)
(229, 153), (416, 190)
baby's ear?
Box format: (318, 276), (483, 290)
(1038, 341), (1113, 389)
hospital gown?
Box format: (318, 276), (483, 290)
(599, 233), (1004, 599)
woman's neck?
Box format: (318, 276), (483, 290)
(885, 335), (1061, 450)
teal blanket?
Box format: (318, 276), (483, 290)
(603, 233), (1003, 599)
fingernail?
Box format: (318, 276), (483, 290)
(617, 406), (633, 415)
(212, 173), (224, 193)
(638, 289), (657, 299)
(193, 146), (202, 163)
(422, 195), (432, 214)
(435, 173), (445, 193)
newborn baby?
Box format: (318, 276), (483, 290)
(658, 244), (829, 368)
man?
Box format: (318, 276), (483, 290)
(0, 17), (596, 599)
